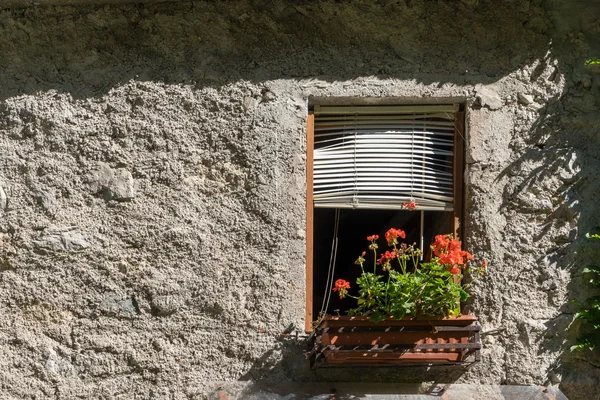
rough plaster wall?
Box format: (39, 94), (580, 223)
(0, 0), (598, 399)
(0, 0), (177, 8)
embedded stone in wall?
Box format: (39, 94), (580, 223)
(149, 294), (183, 317)
(0, 186), (6, 211)
(475, 86), (503, 110)
(34, 227), (90, 252)
(89, 163), (135, 201)
(36, 188), (56, 214)
(518, 93), (534, 105)
(98, 294), (139, 319)
(110, 169), (135, 200)
(0, 233), (16, 270)
(45, 348), (77, 379)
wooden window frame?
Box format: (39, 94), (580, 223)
(305, 108), (465, 332)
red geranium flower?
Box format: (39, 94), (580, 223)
(385, 228), (406, 246)
(332, 279), (351, 299)
(366, 234), (379, 242)
(432, 234), (474, 268)
(377, 250), (396, 265)
(432, 234), (450, 256)
(402, 201), (418, 210)
(333, 279), (350, 291)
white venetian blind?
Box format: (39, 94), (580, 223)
(313, 104), (458, 211)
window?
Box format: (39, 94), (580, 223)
(305, 104), (465, 331)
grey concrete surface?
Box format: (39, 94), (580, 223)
(0, 0), (599, 399)
(221, 382), (567, 400)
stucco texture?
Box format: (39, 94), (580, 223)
(0, 0), (177, 8)
(0, 0), (599, 399)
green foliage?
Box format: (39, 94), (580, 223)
(348, 261), (469, 322)
(571, 233), (600, 352)
(584, 58), (600, 66)
(341, 232), (484, 322)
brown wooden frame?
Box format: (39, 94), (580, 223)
(305, 111), (315, 332)
(452, 111), (465, 243)
(305, 108), (466, 333)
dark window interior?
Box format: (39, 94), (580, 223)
(312, 208), (452, 318)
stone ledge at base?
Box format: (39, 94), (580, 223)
(216, 382), (567, 400)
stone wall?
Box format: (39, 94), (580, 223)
(0, 1), (599, 399)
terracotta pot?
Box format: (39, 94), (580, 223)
(310, 315), (480, 368)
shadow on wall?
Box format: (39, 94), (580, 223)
(0, 0), (556, 100)
(535, 66), (600, 399)
(194, 0), (600, 395)
(460, 6), (600, 396)
(1, 0), (600, 398)
(235, 332), (470, 398)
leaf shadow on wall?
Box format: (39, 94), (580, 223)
(461, 39), (600, 398)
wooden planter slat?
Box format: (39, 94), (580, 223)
(321, 331), (472, 346)
(322, 351), (462, 365)
(310, 315), (481, 368)
(317, 324), (481, 333)
(324, 343), (480, 350)
(318, 315), (477, 328)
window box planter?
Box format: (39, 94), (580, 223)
(309, 315), (481, 368)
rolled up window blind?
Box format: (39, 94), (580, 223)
(313, 104), (459, 211)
